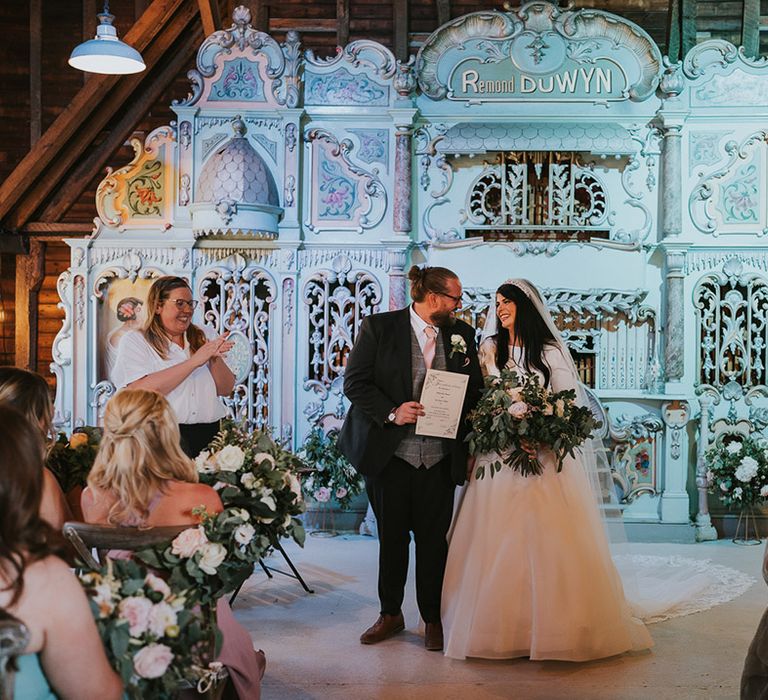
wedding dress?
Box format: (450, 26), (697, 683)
(442, 344), (654, 661)
(441, 278), (753, 661)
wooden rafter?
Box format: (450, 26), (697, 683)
(742, 0), (760, 59)
(0, 0), (191, 229)
(436, 0), (450, 28)
(197, 0), (221, 36)
(337, 0), (350, 48)
(394, 0), (409, 61)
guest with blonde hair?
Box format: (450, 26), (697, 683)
(82, 388), (265, 699)
(0, 404), (122, 699)
(0, 367), (72, 529)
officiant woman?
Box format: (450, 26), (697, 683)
(111, 276), (235, 458)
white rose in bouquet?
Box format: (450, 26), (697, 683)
(726, 441), (743, 455)
(761, 485), (768, 498)
(198, 542), (227, 575)
(118, 596), (153, 637)
(240, 472), (257, 490)
(216, 445), (246, 472)
(554, 399), (566, 418)
(93, 582), (116, 616)
(194, 450), (215, 474)
(134, 643), (174, 679)
(171, 527), (209, 558)
(735, 456), (759, 483)
(259, 489), (276, 512)
(284, 471), (302, 497)
(733, 487), (743, 499)
(336, 486), (348, 499)
(148, 601), (178, 638)
(234, 523), (255, 546)
(508, 402), (528, 418)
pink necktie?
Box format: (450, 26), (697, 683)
(423, 326), (437, 369)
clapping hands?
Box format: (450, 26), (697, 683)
(192, 334), (234, 367)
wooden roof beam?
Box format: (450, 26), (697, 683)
(197, 0), (221, 36)
(0, 0), (188, 227)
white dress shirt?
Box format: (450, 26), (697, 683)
(409, 304), (438, 353)
(111, 328), (228, 424)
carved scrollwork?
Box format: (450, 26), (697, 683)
(302, 256), (382, 393)
(609, 412), (663, 503)
(198, 257), (276, 430)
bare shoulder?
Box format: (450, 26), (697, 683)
(167, 481), (223, 513)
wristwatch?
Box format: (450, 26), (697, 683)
(385, 408), (398, 424)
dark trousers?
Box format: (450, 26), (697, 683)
(179, 421), (221, 459)
(365, 454), (455, 623)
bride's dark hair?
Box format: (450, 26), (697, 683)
(494, 283), (556, 386)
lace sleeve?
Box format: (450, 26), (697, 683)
(478, 338), (498, 377)
(544, 345), (578, 394)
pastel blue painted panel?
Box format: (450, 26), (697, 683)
(210, 58), (266, 101)
(305, 68), (389, 106)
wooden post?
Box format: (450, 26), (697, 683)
(337, 0), (349, 48)
(30, 0), (41, 145)
(14, 240), (45, 370)
(436, 0), (450, 27)
(742, 0), (760, 59)
(393, 0), (408, 62)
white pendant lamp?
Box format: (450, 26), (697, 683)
(69, 2), (145, 75)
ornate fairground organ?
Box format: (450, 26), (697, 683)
(52, 2), (768, 539)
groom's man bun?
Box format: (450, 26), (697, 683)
(407, 265), (459, 303)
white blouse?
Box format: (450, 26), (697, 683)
(111, 329), (228, 424)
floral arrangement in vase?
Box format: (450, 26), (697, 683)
(194, 420), (306, 549)
(79, 558), (223, 700)
(706, 436), (768, 507)
(298, 428), (364, 510)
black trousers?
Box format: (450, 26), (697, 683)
(364, 454), (455, 623)
(178, 421), (221, 459)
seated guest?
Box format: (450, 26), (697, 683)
(111, 275), (235, 458)
(0, 367), (72, 529)
(0, 405), (122, 700)
(82, 388), (265, 699)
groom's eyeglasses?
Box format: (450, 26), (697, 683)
(437, 291), (462, 304)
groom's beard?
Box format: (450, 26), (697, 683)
(430, 310), (456, 328)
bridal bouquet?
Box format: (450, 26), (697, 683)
(706, 436), (768, 506)
(79, 558), (222, 700)
(299, 428), (364, 510)
(195, 421), (306, 548)
(466, 369), (599, 478)
(136, 506), (267, 607)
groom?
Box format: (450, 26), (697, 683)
(338, 265), (482, 651)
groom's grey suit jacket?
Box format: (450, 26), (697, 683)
(337, 306), (483, 485)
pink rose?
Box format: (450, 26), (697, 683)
(171, 526), (209, 558)
(133, 643), (174, 679)
(118, 596), (153, 637)
(507, 401), (528, 418)
(335, 487), (348, 499)
(144, 573), (171, 599)
(315, 487), (331, 503)
(147, 602), (178, 638)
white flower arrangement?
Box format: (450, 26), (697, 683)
(707, 436), (768, 507)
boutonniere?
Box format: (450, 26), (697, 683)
(449, 334), (467, 359)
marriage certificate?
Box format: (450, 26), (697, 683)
(415, 369), (469, 439)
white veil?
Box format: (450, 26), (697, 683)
(478, 279), (749, 623)
(480, 278), (624, 538)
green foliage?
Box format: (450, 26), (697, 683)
(298, 428), (365, 510)
(706, 436), (768, 507)
(466, 369), (599, 479)
(197, 420), (306, 548)
(46, 427), (101, 492)
(135, 507), (268, 608)
(79, 558), (221, 700)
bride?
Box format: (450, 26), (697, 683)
(441, 279), (654, 661)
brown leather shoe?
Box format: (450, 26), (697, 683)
(424, 621), (443, 651)
(360, 613), (405, 644)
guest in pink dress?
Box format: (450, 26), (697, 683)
(82, 388), (265, 699)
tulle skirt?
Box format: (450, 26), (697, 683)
(442, 451), (653, 661)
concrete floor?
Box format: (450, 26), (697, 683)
(232, 535), (767, 700)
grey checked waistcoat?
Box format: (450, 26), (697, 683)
(393, 328), (449, 469)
